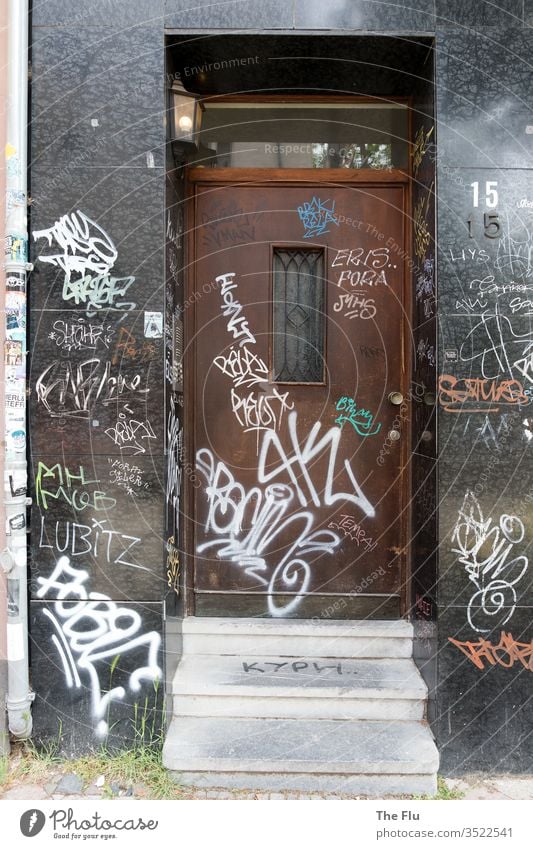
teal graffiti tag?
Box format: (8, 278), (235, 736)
(335, 396), (381, 437)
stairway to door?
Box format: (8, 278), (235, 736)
(163, 618), (439, 795)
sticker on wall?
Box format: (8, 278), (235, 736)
(5, 233), (27, 263)
(9, 513), (26, 532)
(5, 142), (21, 178)
(9, 471), (26, 497)
(5, 386), (25, 412)
(7, 578), (20, 617)
(6, 272), (25, 291)
(444, 349), (458, 362)
(4, 340), (23, 365)
(297, 196), (339, 239)
(6, 189), (26, 213)
(144, 311), (163, 338)
(6, 291), (26, 331)
(7, 428), (26, 452)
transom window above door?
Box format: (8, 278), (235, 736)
(196, 100), (409, 169)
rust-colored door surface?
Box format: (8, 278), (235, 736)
(186, 172), (410, 618)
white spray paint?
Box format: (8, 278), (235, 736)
(37, 556), (161, 737)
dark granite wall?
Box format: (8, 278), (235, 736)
(29, 3), (167, 752)
(434, 19), (533, 774)
(28, 2), (533, 770)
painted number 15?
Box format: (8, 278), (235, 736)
(471, 180), (498, 208)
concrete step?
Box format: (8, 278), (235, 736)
(172, 655), (427, 720)
(163, 716), (439, 796)
(182, 617), (413, 658)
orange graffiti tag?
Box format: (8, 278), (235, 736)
(449, 631), (533, 671)
(438, 374), (528, 412)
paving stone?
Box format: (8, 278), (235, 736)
(3, 784), (49, 800)
(56, 773), (84, 794)
(84, 784), (102, 796)
(463, 787), (508, 800)
(489, 779), (533, 800)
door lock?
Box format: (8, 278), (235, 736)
(388, 391), (404, 405)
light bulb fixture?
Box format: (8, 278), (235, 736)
(170, 81), (202, 150)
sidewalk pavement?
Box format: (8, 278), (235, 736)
(1, 766), (533, 801)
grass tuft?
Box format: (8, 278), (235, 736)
(414, 776), (465, 801)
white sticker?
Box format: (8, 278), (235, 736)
(144, 311), (163, 338)
(7, 622), (25, 661)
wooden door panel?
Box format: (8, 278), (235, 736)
(189, 180), (408, 618)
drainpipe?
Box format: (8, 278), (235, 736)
(2, 0), (33, 739)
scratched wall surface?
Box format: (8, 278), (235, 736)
(28, 12), (166, 752)
(410, 59), (438, 724)
(435, 21), (533, 772)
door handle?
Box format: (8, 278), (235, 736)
(388, 391), (404, 405)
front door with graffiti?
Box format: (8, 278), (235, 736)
(185, 171), (410, 618)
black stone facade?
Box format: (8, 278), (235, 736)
(27, 1), (533, 772)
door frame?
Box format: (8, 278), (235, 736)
(183, 166), (413, 618)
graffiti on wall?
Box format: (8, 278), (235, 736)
(213, 273), (294, 438)
(197, 409), (375, 616)
(33, 211), (136, 316)
(449, 631), (533, 672)
(335, 396), (381, 437)
(451, 490), (528, 633)
(36, 556), (161, 737)
(297, 196), (339, 238)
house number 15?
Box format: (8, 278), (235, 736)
(468, 181), (500, 239)
(471, 181), (499, 208)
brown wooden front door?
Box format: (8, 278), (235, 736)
(185, 170), (410, 619)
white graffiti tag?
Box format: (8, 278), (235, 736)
(213, 345), (268, 388)
(452, 491), (529, 633)
(217, 272), (256, 347)
(33, 210), (117, 278)
(36, 359), (149, 418)
(258, 411), (375, 515)
(37, 556), (161, 737)
(196, 413), (374, 616)
(34, 210), (136, 315)
(197, 450), (340, 616)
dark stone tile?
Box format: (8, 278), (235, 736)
(31, 0), (164, 28)
(30, 600), (164, 755)
(436, 0), (523, 29)
(436, 606), (533, 773)
(29, 166), (165, 314)
(437, 485), (533, 609)
(526, 2), (533, 27)
(294, 0), (435, 31)
(31, 25), (164, 167)
(164, 0), (294, 29)
(28, 309), (165, 457)
(436, 168), (533, 315)
(436, 29), (533, 168)
(29, 452), (166, 602)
